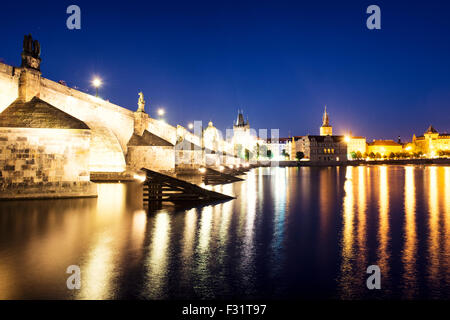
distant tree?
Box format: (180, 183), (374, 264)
(296, 151), (304, 161)
(369, 152), (376, 159)
(235, 144), (243, 159)
(245, 148), (250, 161)
(281, 149), (289, 159)
(267, 150), (273, 159)
(363, 152), (369, 158)
(255, 143), (260, 159)
(389, 152), (395, 159)
(438, 150), (450, 157)
(375, 152), (382, 159)
(356, 151), (363, 159)
(350, 151), (357, 160)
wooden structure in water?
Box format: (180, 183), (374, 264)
(141, 168), (234, 207)
(202, 167), (244, 185)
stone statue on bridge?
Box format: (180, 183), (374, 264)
(137, 92), (146, 112)
(21, 34), (41, 71)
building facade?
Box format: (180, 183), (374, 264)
(300, 135), (347, 162)
(367, 140), (402, 156)
(412, 125), (450, 157)
(347, 136), (367, 158)
(293, 109), (347, 162)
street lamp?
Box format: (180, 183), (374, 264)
(188, 123), (194, 130)
(157, 108), (165, 117)
(92, 77), (102, 97)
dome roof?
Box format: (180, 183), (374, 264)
(0, 97), (89, 129)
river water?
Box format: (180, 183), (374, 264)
(0, 165), (449, 299)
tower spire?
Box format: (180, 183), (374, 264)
(322, 105), (329, 126)
(320, 105), (332, 136)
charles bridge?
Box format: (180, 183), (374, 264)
(0, 35), (244, 199)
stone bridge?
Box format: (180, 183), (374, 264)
(0, 36), (241, 199)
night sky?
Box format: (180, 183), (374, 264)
(1, 0), (449, 140)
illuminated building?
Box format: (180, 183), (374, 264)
(300, 135), (347, 162)
(231, 110), (256, 159)
(346, 136), (367, 159)
(320, 106), (332, 136)
(367, 140), (402, 157)
(295, 110), (347, 162)
(412, 125), (450, 157)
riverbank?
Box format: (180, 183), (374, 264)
(255, 158), (450, 167)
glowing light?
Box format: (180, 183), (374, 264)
(91, 77), (102, 97)
(198, 167), (206, 174)
(219, 165), (225, 172)
(188, 123), (194, 130)
(228, 165), (234, 169)
(92, 77), (102, 88)
(344, 136), (351, 143)
(157, 108), (165, 116)
(133, 174), (146, 182)
(405, 146), (412, 151)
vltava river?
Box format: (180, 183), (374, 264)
(0, 166), (449, 299)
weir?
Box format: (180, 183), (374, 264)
(141, 168), (234, 208)
(202, 167), (244, 185)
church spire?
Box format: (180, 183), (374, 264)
(320, 105), (332, 136)
(322, 105), (330, 126)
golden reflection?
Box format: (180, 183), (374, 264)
(318, 168), (332, 268)
(182, 208), (197, 262)
(0, 263), (16, 299)
(319, 168), (332, 236)
(146, 211), (170, 299)
(402, 166), (417, 297)
(444, 167), (450, 284)
(242, 169), (257, 269)
(377, 166), (390, 284)
(131, 210), (147, 249)
(78, 232), (115, 299)
(77, 183), (128, 299)
(219, 198), (233, 245)
(356, 166), (367, 273)
(96, 184), (126, 218)
(427, 166), (440, 287)
(198, 206), (213, 253)
(339, 166), (355, 298)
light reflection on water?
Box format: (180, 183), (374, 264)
(0, 166), (449, 299)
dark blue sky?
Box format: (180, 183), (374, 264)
(1, 0), (449, 140)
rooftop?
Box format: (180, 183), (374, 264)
(368, 140), (401, 146)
